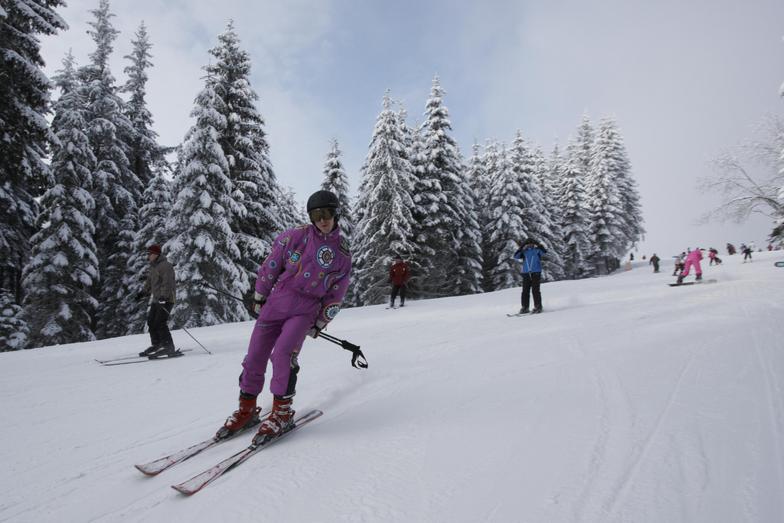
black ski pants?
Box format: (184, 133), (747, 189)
(148, 301), (174, 349)
(391, 285), (406, 306)
(521, 272), (542, 310)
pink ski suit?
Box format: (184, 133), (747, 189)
(240, 224), (352, 398)
(681, 249), (703, 277)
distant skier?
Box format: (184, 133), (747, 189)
(649, 253), (660, 273)
(708, 248), (722, 266)
(388, 255), (410, 308)
(218, 190), (351, 442)
(138, 244), (177, 358)
(742, 244), (753, 262)
(726, 243), (736, 255)
(513, 238), (547, 314)
(676, 248), (703, 284)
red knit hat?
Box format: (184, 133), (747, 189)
(147, 244), (162, 255)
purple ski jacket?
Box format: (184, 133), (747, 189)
(255, 224), (352, 327)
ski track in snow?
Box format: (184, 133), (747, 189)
(1, 252), (784, 521)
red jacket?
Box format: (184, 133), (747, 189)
(389, 261), (410, 286)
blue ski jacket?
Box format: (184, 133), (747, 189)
(514, 245), (547, 274)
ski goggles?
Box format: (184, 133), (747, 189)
(308, 207), (336, 222)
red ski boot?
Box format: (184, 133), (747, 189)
(216, 392), (260, 439)
(254, 396), (295, 443)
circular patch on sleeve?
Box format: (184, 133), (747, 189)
(268, 260), (277, 269)
(303, 271), (311, 279)
(290, 251), (301, 263)
(324, 304), (341, 320)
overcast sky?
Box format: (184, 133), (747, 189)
(39, 0), (784, 257)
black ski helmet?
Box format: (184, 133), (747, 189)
(306, 190), (340, 214)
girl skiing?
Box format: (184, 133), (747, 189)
(218, 190), (352, 441)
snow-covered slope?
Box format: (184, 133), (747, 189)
(2, 252), (783, 522)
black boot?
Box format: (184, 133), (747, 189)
(139, 346), (158, 357)
(149, 345), (177, 359)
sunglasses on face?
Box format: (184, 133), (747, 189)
(309, 207), (336, 222)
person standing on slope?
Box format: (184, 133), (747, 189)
(388, 255), (410, 308)
(138, 244), (177, 358)
(513, 238), (547, 314)
(649, 253), (660, 273)
(676, 248), (703, 284)
(217, 190), (352, 442)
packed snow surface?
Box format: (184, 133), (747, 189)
(2, 251), (783, 522)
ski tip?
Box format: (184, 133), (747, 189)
(171, 484), (196, 496)
(134, 464), (159, 476)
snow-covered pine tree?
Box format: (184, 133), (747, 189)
(575, 114), (595, 183)
(509, 131), (546, 242)
(206, 21), (281, 290)
(480, 140), (502, 291)
(487, 143), (530, 290)
(0, 0), (66, 318)
(352, 94), (417, 305)
(22, 52), (99, 348)
(79, 0), (143, 338)
(411, 77), (465, 297)
(124, 167), (173, 334)
(320, 139), (354, 241)
(466, 142), (491, 290)
(454, 156), (484, 295)
(558, 140), (591, 279)
(275, 186), (305, 230)
(406, 121), (433, 298)
(122, 21), (159, 188)
(166, 83), (248, 327)
(0, 290), (28, 351)
(585, 123), (624, 275)
(532, 146), (566, 281)
(594, 117), (644, 256)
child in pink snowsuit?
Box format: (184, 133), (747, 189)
(218, 190), (351, 441)
(678, 249), (703, 282)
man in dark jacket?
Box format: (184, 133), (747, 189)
(513, 238), (547, 314)
(389, 255), (410, 308)
(649, 254), (660, 273)
(139, 244), (177, 357)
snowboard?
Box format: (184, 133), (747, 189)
(669, 278), (717, 287)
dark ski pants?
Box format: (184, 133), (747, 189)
(521, 272), (542, 310)
(148, 301), (174, 350)
(391, 285), (406, 306)
(652, 262), (659, 273)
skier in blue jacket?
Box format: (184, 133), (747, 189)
(513, 238), (547, 314)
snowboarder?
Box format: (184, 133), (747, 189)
(138, 244), (177, 358)
(742, 244), (753, 262)
(649, 253), (660, 273)
(218, 190), (351, 441)
(676, 248), (703, 284)
(708, 248), (722, 266)
(388, 255), (410, 308)
(513, 238), (547, 314)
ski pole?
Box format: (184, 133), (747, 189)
(317, 331), (368, 369)
(178, 325), (213, 355)
(199, 281), (247, 303)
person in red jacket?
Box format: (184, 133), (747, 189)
(389, 255), (410, 308)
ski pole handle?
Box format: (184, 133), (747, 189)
(317, 332), (368, 369)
